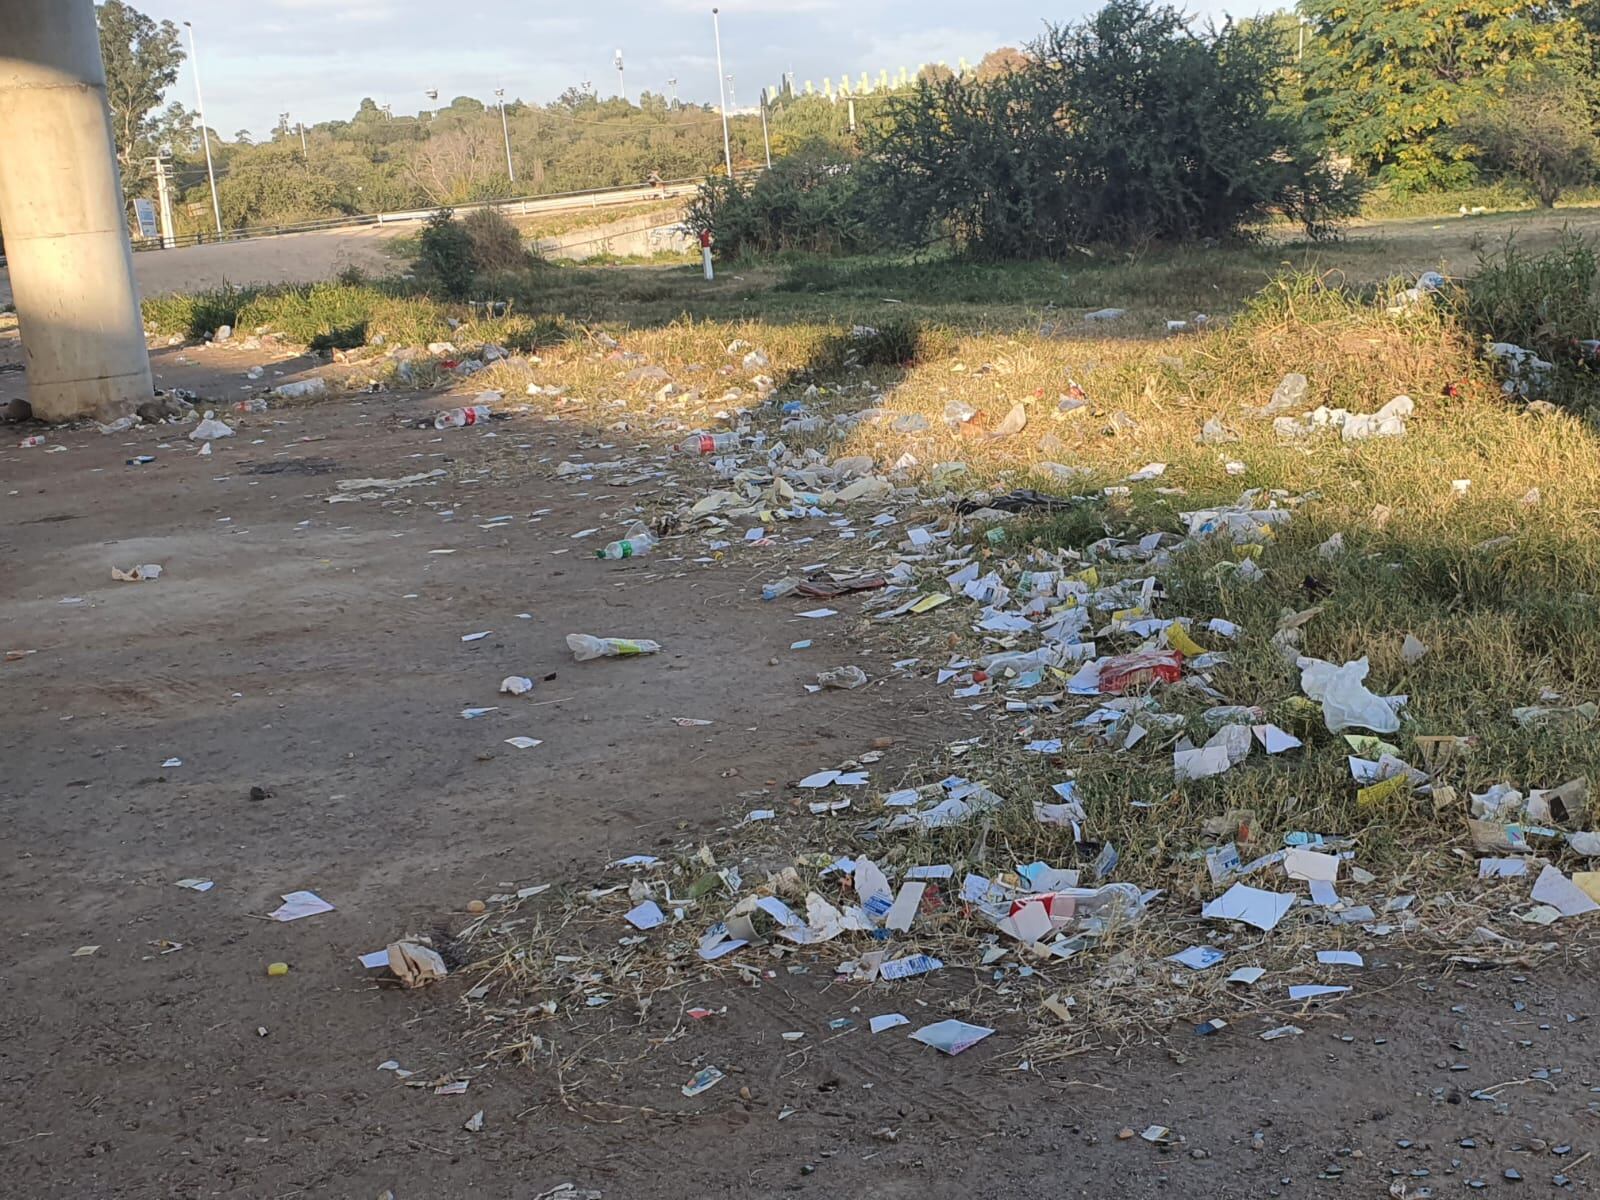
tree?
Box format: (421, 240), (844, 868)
(97, 0), (187, 193)
(871, 0), (1360, 256)
(407, 126), (511, 205)
(1299, 0), (1587, 191)
(974, 47), (1029, 79)
(1456, 67), (1598, 206)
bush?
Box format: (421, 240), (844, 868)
(461, 207), (534, 275)
(869, 0), (1361, 257)
(1455, 68), (1599, 209)
(1456, 233), (1600, 414)
(141, 283), (266, 338)
(684, 151), (885, 259)
(415, 209), (477, 299)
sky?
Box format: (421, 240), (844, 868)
(128, 0), (1266, 137)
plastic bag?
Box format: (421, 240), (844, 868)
(1298, 656), (1399, 733)
(188, 411), (234, 441)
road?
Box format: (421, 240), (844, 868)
(0, 181), (696, 307)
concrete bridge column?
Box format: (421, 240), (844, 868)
(0, 0), (152, 421)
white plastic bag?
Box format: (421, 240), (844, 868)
(1298, 656), (1400, 733)
(188, 411), (234, 441)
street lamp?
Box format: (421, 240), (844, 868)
(182, 20), (223, 236)
(614, 50), (625, 102)
(494, 87), (515, 183)
(711, 8), (733, 178)
(667, 77), (678, 108)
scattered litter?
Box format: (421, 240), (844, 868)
(1288, 984), (1351, 1000)
(267, 890), (334, 922)
(111, 563), (163, 582)
(625, 901), (667, 930)
(504, 737), (543, 750)
(910, 1019), (994, 1055)
(681, 1066), (725, 1097)
(1203, 883), (1293, 932)
(568, 633), (661, 660)
(1316, 950), (1364, 967)
(188, 411), (234, 440)
(387, 941), (448, 988)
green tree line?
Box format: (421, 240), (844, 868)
(93, 0), (1600, 240)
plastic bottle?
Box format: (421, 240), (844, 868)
(597, 524), (656, 560)
(567, 633), (662, 661)
(434, 404), (492, 430)
(680, 432), (739, 454)
(761, 576), (800, 601)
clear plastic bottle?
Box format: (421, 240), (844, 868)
(597, 524), (657, 560)
(567, 633), (663, 661)
(434, 404), (492, 430)
(680, 432), (740, 454)
(761, 576), (800, 601)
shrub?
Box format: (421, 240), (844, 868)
(415, 209), (477, 299)
(1455, 68), (1599, 209)
(869, 0), (1361, 257)
(141, 283), (266, 338)
(684, 151), (885, 260)
(1455, 233), (1600, 414)
(461, 207), (533, 275)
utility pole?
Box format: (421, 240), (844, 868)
(712, 8), (733, 178)
(182, 20), (223, 237)
(299, 121), (307, 155)
(759, 88), (772, 168)
(614, 50), (625, 102)
(495, 87), (515, 182)
(667, 77), (678, 107)
(149, 153), (176, 248)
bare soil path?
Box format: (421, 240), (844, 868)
(2, 344), (1596, 1198)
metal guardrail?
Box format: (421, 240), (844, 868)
(126, 174), (715, 253)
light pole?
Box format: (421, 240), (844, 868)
(759, 88), (772, 168)
(712, 8), (733, 178)
(667, 77), (678, 108)
(614, 50), (625, 102)
(494, 88), (515, 182)
(182, 20), (222, 236)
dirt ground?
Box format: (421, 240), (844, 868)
(3, 338), (1599, 1198)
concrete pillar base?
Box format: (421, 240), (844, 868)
(0, 0), (154, 423)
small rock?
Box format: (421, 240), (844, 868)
(1191, 1148), (1209, 1160)
(1118, 1127), (1135, 1140)
(466, 899), (486, 914)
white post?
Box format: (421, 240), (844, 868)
(759, 89), (772, 169)
(702, 244), (714, 280)
(151, 155), (176, 248)
(183, 21), (223, 236)
(496, 88), (515, 182)
(712, 8), (733, 178)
